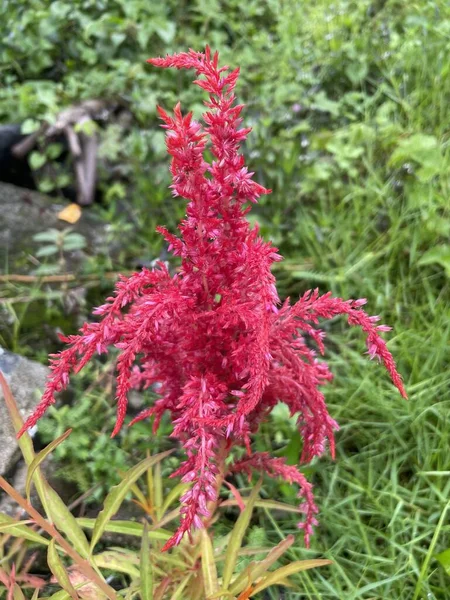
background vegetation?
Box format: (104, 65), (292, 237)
(1, 0), (449, 598)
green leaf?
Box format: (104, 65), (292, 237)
(222, 479), (262, 589)
(44, 482), (91, 558)
(0, 512), (49, 545)
(35, 245), (59, 257)
(62, 235), (87, 251)
(160, 482), (190, 516)
(26, 429), (72, 500)
(168, 574), (192, 600)
(21, 119), (41, 134)
(221, 498), (302, 514)
(228, 535), (295, 596)
(312, 91), (340, 117)
(38, 178), (57, 193)
(33, 229), (60, 243)
(418, 245), (450, 278)
(390, 133), (443, 180)
(140, 522), (153, 600)
(155, 21), (176, 44)
(200, 529), (219, 598)
(47, 539), (79, 600)
(90, 450), (172, 551)
(29, 151), (47, 170)
(251, 559), (332, 595)
(345, 61), (368, 85)
(76, 518), (171, 541)
(12, 584), (26, 600)
(94, 549), (140, 578)
(436, 548), (450, 575)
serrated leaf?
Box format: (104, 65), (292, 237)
(222, 480), (262, 589)
(47, 539), (79, 600)
(200, 529), (219, 598)
(140, 522), (153, 600)
(90, 450), (172, 551)
(251, 559), (332, 595)
(76, 518), (171, 541)
(436, 548), (450, 575)
(26, 429), (72, 500)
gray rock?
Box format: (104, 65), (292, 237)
(0, 346), (48, 476)
(0, 181), (107, 271)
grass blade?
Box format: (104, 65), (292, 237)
(251, 559), (332, 595)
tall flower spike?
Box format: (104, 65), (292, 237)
(18, 48), (406, 550)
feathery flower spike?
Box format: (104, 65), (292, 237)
(18, 48), (406, 550)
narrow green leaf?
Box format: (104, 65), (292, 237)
(0, 519), (33, 532)
(436, 548), (450, 575)
(47, 539), (79, 600)
(90, 450), (172, 551)
(12, 584), (26, 600)
(26, 429), (72, 500)
(200, 529), (219, 598)
(76, 518), (171, 541)
(222, 480), (262, 589)
(0, 513), (49, 545)
(154, 462), (163, 520)
(160, 482), (190, 516)
(140, 522), (153, 600)
(44, 482), (90, 558)
(251, 559), (332, 595)
(93, 550), (140, 578)
(220, 498), (302, 514)
(169, 574), (192, 600)
(229, 535), (295, 595)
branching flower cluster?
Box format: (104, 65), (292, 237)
(19, 48), (406, 550)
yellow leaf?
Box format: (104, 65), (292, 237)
(58, 203), (82, 224)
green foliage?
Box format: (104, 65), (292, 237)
(1, 0), (450, 597)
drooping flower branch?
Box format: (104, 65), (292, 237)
(18, 48), (406, 550)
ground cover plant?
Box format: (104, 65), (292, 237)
(1, 0), (449, 598)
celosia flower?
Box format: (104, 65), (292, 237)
(18, 48), (406, 550)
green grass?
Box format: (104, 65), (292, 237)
(2, 0), (450, 597)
